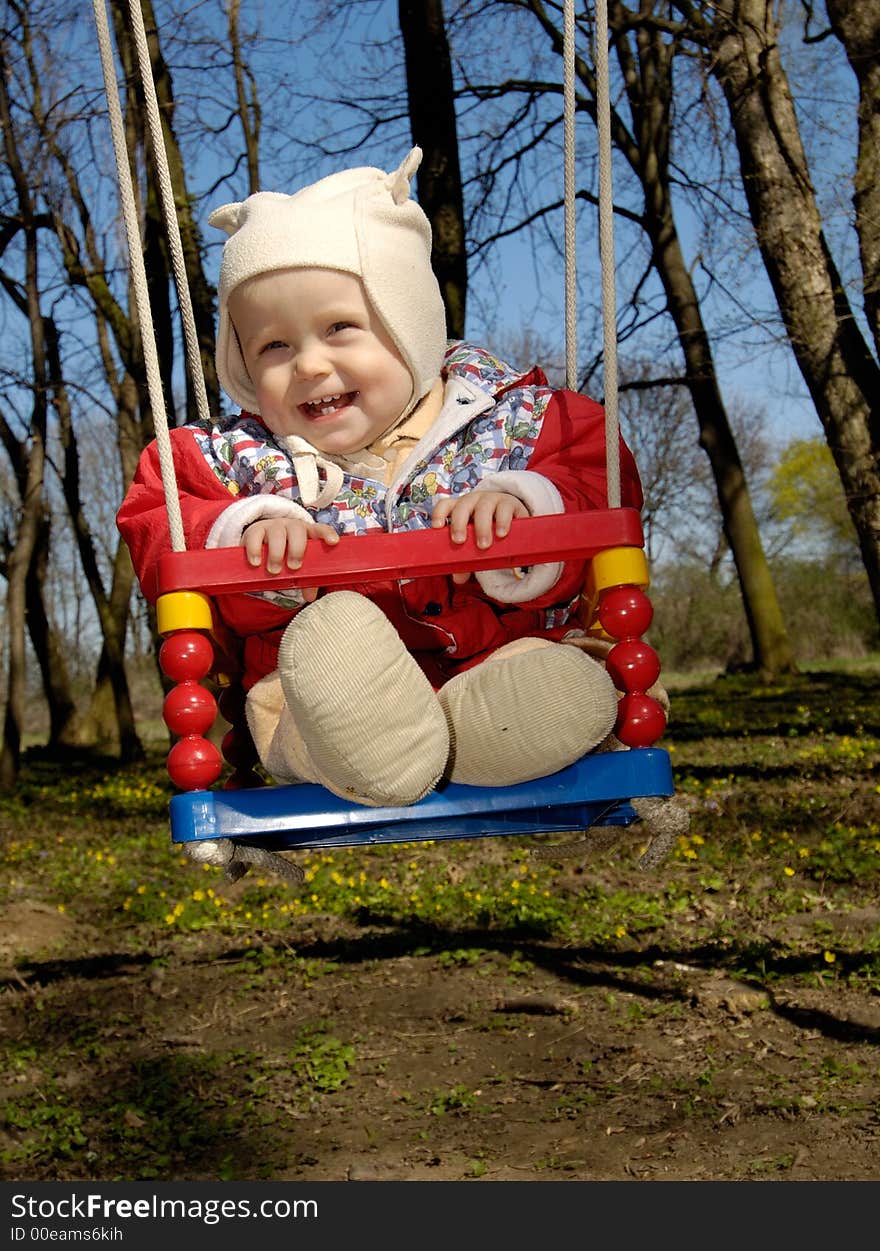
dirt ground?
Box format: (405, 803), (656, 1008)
(3, 853), (879, 1183)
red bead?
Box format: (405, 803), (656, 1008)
(221, 727), (259, 768)
(224, 767), (266, 790)
(160, 632), (215, 682)
(163, 682), (217, 736)
(615, 691), (667, 748)
(217, 683), (247, 724)
(598, 585), (653, 639)
(605, 638), (661, 693)
(167, 736), (223, 790)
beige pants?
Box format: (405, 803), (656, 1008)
(246, 591), (618, 808)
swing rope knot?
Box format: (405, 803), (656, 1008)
(183, 837), (305, 884)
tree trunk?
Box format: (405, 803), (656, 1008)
(514, 0), (797, 673)
(703, 0), (880, 624)
(112, 0), (220, 424)
(825, 0), (880, 358)
(0, 33), (49, 787)
(227, 0), (262, 195)
(614, 4), (796, 674)
(398, 0), (467, 338)
(80, 638), (144, 762)
(25, 515), (86, 748)
(653, 215), (795, 675)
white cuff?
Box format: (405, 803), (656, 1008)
(206, 495), (314, 549)
(474, 470), (563, 516)
(473, 470), (564, 603)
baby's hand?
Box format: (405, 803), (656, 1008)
(241, 516), (339, 600)
(431, 490), (529, 585)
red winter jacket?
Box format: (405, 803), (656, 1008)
(118, 342), (642, 689)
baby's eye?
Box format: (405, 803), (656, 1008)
(258, 339), (287, 354)
(328, 321), (356, 335)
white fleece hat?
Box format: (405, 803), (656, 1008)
(208, 147), (448, 415)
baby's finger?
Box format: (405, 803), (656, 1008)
(243, 526), (266, 568)
(430, 497), (456, 527)
(265, 529), (293, 575)
(308, 523), (340, 546)
(491, 495), (523, 539)
(470, 493), (506, 548)
(445, 497), (477, 544)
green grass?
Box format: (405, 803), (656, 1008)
(2, 664), (878, 976)
(1, 662), (878, 1179)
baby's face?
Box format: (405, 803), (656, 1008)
(229, 268), (413, 455)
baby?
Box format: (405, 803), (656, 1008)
(118, 148), (643, 807)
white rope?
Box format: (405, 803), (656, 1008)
(92, 0), (187, 551)
(593, 0), (621, 507)
(563, 0), (577, 392)
(126, 0), (212, 431)
(98, 0), (622, 532)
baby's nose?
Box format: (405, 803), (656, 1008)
(294, 343), (329, 378)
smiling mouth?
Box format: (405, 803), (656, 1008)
(300, 391), (358, 418)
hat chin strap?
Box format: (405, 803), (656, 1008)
(278, 436), (346, 509)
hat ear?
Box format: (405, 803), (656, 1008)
(385, 147), (423, 206)
(208, 202), (245, 235)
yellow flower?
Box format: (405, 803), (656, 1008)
(823, 950), (836, 964)
(783, 867), (795, 877)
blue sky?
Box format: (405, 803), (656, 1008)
(85, 0), (861, 456)
(186, 2), (862, 451)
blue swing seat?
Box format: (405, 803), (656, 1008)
(169, 747), (674, 851)
(157, 509), (674, 857)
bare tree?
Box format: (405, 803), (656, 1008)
(0, 21), (51, 785)
(823, 0), (880, 357)
(670, 0), (880, 623)
(111, 0), (220, 423)
(227, 0), (262, 194)
(399, 0), (467, 336)
(451, 0), (796, 675)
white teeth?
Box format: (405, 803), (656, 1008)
(307, 392), (343, 415)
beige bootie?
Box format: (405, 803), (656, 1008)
(438, 638), (617, 787)
(246, 671), (323, 785)
(277, 591), (450, 807)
